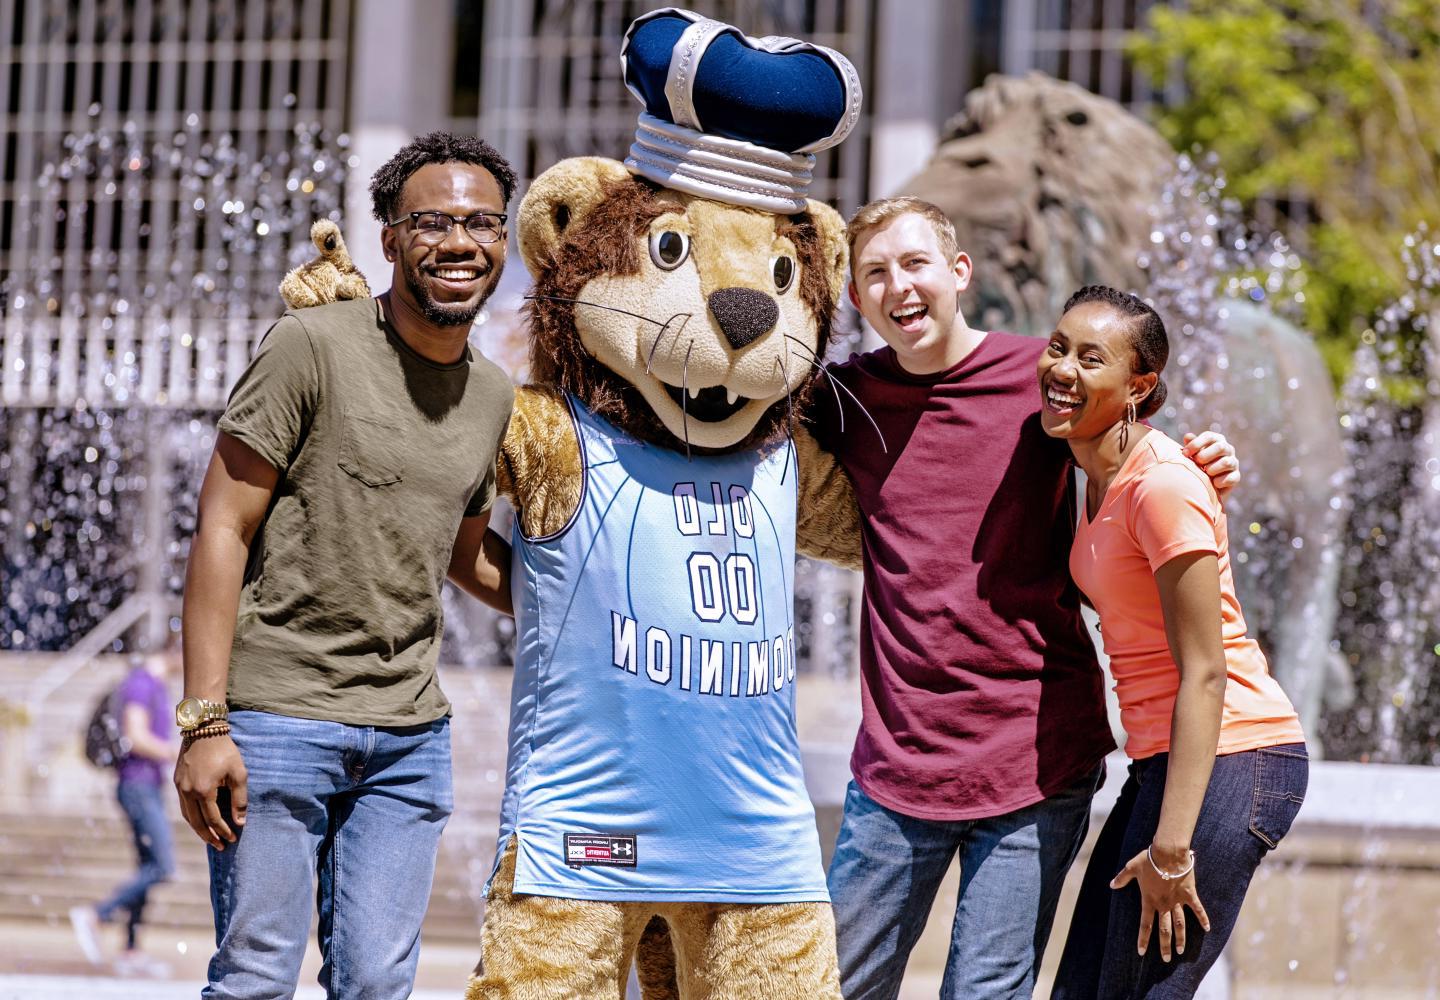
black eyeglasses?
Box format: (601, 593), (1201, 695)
(387, 211), (507, 244)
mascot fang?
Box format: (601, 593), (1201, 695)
(282, 9), (863, 999)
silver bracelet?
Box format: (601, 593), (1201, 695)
(1147, 844), (1196, 880)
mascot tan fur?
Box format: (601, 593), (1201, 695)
(279, 219), (371, 308)
(281, 11), (865, 998)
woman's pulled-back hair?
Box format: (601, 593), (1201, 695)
(1063, 285), (1169, 418)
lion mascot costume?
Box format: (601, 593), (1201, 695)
(283, 9), (863, 999)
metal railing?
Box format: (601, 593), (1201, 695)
(23, 591), (172, 708)
(0, 0), (353, 410)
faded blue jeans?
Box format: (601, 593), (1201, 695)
(1052, 743), (1308, 999)
(827, 763), (1105, 1000)
(203, 709), (453, 1000)
(97, 779), (175, 950)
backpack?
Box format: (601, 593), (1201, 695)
(83, 688), (130, 768)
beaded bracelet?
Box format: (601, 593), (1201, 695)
(1147, 845), (1196, 880)
(181, 723), (232, 747)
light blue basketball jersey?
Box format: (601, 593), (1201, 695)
(490, 396), (827, 903)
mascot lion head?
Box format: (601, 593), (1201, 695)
(518, 157), (846, 453)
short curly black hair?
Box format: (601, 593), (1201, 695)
(368, 131), (518, 224)
(1062, 284), (1170, 419)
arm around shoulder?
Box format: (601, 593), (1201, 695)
(1180, 430), (1240, 506)
(793, 424), (863, 572)
(498, 386), (584, 539)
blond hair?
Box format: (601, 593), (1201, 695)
(846, 196), (960, 265)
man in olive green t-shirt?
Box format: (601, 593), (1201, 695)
(174, 132), (516, 998)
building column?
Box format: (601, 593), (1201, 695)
(868, 0), (971, 199)
(1002, 0), (1038, 76)
(2, 411), (39, 622)
(133, 410), (171, 650)
(862, 0), (970, 352)
(345, 0), (455, 290)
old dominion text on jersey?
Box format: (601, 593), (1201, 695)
(611, 478), (797, 699)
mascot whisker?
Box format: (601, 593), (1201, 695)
(782, 333), (888, 451)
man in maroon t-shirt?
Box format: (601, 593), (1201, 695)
(812, 198), (1238, 999)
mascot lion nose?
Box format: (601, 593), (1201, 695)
(708, 288), (779, 350)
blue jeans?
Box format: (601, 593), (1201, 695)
(828, 764), (1104, 1000)
(97, 779), (175, 950)
(1052, 743), (1308, 999)
(203, 710), (453, 1000)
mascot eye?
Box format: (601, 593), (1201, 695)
(649, 230), (690, 270)
(772, 254), (796, 293)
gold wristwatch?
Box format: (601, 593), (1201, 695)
(175, 697), (229, 733)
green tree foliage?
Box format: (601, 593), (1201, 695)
(1131, 0), (1440, 379)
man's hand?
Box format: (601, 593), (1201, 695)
(1182, 431), (1240, 505)
(174, 734), (248, 850)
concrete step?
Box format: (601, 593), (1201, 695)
(0, 653), (132, 705)
(5, 660), (519, 808)
(0, 859), (209, 886)
(0, 892), (216, 929)
(0, 884), (486, 936)
(0, 874), (484, 943)
(0, 975), (469, 1000)
(0, 802), (497, 944)
(0, 807), (501, 847)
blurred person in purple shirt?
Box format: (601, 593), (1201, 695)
(71, 640), (180, 974)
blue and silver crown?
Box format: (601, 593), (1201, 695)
(620, 7), (863, 214)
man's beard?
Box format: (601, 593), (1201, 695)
(401, 254), (505, 327)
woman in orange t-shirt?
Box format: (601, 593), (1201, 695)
(1039, 286), (1307, 999)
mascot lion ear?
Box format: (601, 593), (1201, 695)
(519, 157), (633, 276)
(805, 199), (849, 305)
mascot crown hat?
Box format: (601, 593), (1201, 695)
(620, 7), (862, 214)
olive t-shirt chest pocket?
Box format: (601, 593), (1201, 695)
(338, 413), (406, 487)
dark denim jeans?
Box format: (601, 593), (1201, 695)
(96, 779), (175, 949)
(827, 763), (1104, 1000)
(1053, 743), (1308, 999)
(203, 710), (453, 1000)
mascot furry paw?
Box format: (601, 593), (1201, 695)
(282, 9), (862, 998)
(278, 219), (371, 307)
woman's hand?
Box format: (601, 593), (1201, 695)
(1110, 848), (1211, 961)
